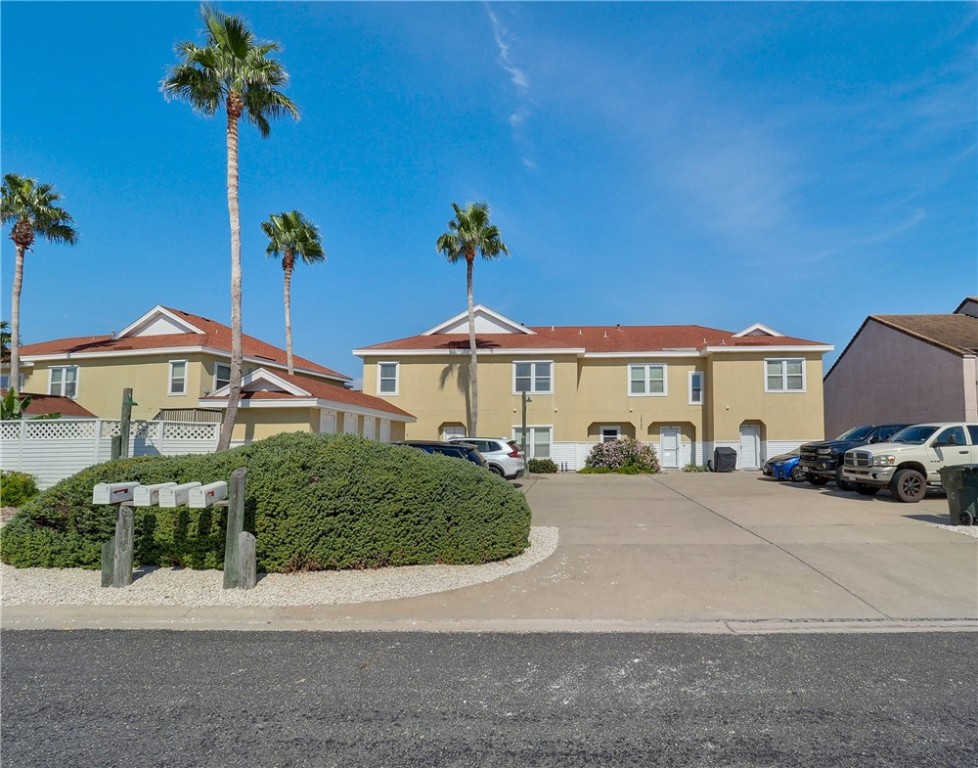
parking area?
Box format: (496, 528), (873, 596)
(3, 471), (975, 633)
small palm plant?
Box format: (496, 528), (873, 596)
(1, 174), (77, 394)
(260, 211), (325, 376)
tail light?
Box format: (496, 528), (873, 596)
(507, 441), (521, 458)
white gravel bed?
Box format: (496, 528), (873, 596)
(934, 523), (978, 538)
(0, 526), (558, 607)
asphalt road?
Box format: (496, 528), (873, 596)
(2, 630), (976, 767)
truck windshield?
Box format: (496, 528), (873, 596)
(835, 425), (875, 441)
(889, 425), (938, 445)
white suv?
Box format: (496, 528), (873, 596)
(448, 437), (525, 479)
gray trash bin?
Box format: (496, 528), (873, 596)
(713, 447), (737, 473)
(938, 465), (978, 526)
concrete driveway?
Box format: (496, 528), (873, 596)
(4, 472), (976, 633)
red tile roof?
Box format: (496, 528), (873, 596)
(0, 391), (96, 418)
(203, 371), (414, 419)
(19, 306), (349, 381)
(359, 324), (828, 354)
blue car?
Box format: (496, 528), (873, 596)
(762, 448), (804, 482)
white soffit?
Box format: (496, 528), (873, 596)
(421, 305), (536, 336)
(732, 322), (784, 338)
(114, 306), (204, 339)
(208, 367), (310, 397)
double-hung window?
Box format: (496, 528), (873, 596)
(214, 363), (231, 391)
(49, 366), (78, 398)
(765, 358), (805, 392)
(378, 362), (399, 395)
(513, 426), (552, 459)
(689, 371), (703, 404)
(514, 361), (552, 394)
(169, 360), (187, 395)
(629, 364), (666, 396)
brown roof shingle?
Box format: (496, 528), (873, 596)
(872, 314), (978, 356)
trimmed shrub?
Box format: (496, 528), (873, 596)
(0, 432), (531, 572)
(583, 438), (660, 473)
(1, 471), (40, 508)
(528, 458), (558, 474)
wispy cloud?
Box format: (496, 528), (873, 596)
(485, 4), (535, 169)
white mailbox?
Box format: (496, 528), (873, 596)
(158, 482), (202, 508)
(92, 482), (141, 505)
(133, 482), (178, 507)
(189, 481), (228, 509)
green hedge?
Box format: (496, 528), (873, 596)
(0, 432), (531, 572)
(1, 470), (40, 508)
(528, 458), (558, 474)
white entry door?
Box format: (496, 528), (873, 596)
(660, 427), (680, 469)
(739, 425), (760, 470)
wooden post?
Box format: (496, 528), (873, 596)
(119, 388), (136, 460)
(101, 538), (115, 587)
(112, 504), (134, 588)
(110, 435), (122, 461)
(236, 531), (257, 590)
(223, 467), (247, 589)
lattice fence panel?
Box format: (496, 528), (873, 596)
(0, 422), (22, 440)
(163, 422), (220, 441)
(26, 420), (98, 440)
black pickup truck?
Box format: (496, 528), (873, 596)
(799, 423), (910, 491)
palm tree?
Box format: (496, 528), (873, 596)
(1, 321), (11, 364)
(1, 174), (77, 394)
(261, 211), (325, 376)
(162, 4), (299, 451)
(435, 202), (509, 436)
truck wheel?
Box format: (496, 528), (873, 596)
(834, 466), (853, 492)
(791, 465), (805, 482)
(807, 474), (829, 487)
(891, 469), (926, 503)
(854, 484), (879, 497)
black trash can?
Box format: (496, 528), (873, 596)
(938, 464), (978, 525)
(713, 447), (737, 473)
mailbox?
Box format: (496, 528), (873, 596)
(92, 482), (140, 505)
(158, 482), (202, 508)
(189, 481), (228, 508)
(133, 482), (178, 507)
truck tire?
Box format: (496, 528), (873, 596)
(807, 473), (829, 487)
(891, 469), (926, 503)
(834, 466), (853, 492)
(854, 483), (880, 497)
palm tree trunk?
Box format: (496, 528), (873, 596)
(283, 257), (294, 376)
(218, 103), (243, 452)
(466, 254), (478, 436)
(8, 244), (26, 394)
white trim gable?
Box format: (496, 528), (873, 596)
(207, 368), (310, 398)
(732, 322), (784, 338)
(421, 305), (536, 336)
(114, 306), (205, 339)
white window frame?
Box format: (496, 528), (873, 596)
(513, 360), (553, 395)
(628, 363), (667, 397)
(512, 425), (553, 459)
(599, 425), (621, 443)
(1, 373), (25, 391)
(49, 366), (79, 398)
(214, 362), (231, 392)
(168, 360), (188, 395)
(689, 371), (704, 405)
(441, 425), (466, 440)
(765, 358), (806, 393)
(377, 361), (399, 396)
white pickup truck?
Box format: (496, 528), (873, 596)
(841, 422), (978, 503)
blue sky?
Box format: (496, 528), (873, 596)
(2, 2), (975, 381)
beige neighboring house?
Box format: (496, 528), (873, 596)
(355, 305), (833, 470)
(6, 305), (413, 444)
(823, 297), (978, 438)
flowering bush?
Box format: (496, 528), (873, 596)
(583, 438), (660, 473)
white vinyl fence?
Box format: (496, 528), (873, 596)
(0, 419), (220, 490)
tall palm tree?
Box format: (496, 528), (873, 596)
(1, 174), (77, 394)
(162, 4), (299, 451)
(435, 202), (509, 436)
(261, 211), (325, 376)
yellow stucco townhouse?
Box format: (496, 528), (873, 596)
(10, 305), (414, 445)
(355, 305), (833, 470)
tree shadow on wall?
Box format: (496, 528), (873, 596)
(439, 362), (471, 428)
